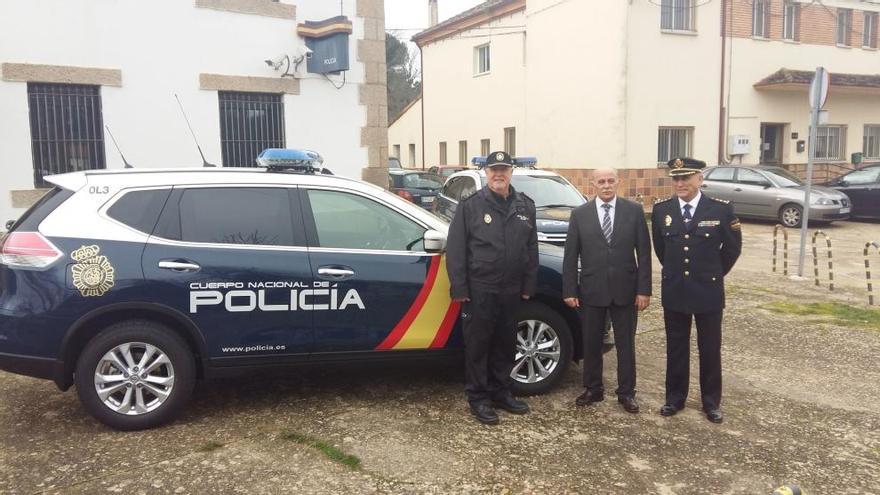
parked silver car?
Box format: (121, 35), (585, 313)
(701, 166), (851, 228)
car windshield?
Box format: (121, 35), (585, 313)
(762, 168), (803, 187)
(402, 173), (444, 190)
(504, 175), (585, 208)
(440, 168), (464, 177)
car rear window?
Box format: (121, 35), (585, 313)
(7, 187), (74, 232)
(107, 189), (172, 234)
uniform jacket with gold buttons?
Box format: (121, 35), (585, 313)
(651, 195), (742, 313)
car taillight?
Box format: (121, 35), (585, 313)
(0, 232), (63, 268)
(396, 190), (415, 202)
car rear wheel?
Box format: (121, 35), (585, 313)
(510, 302), (573, 396)
(779, 203), (803, 228)
(75, 320), (195, 431)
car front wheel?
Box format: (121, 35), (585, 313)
(779, 203), (803, 228)
(75, 320), (195, 431)
(510, 302), (573, 396)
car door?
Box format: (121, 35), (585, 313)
(701, 167), (738, 211)
(141, 185), (314, 364)
(733, 168), (776, 218)
(832, 167), (880, 218)
(300, 186), (459, 354)
(435, 176), (465, 220)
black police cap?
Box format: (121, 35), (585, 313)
(666, 157), (706, 177)
(486, 150), (514, 167)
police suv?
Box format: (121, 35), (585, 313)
(0, 149), (585, 430)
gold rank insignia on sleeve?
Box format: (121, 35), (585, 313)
(730, 218), (741, 231)
(664, 214), (672, 226)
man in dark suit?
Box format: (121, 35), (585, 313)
(562, 168), (652, 413)
(652, 157), (742, 424)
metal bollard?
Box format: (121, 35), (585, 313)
(811, 230), (834, 291)
(772, 224), (789, 275)
(865, 241), (880, 306)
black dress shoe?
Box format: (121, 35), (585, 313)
(470, 403), (499, 425)
(659, 404), (682, 417)
(618, 396), (640, 413)
(705, 409), (723, 423)
(492, 396), (530, 415)
(575, 390), (604, 407)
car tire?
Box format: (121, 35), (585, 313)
(510, 302), (573, 396)
(75, 320), (196, 431)
(779, 203), (803, 228)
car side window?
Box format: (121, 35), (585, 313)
(841, 168), (880, 185)
(442, 177), (465, 201)
(460, 177), (477, 199)
(706, 167), (735, 182)
(177, 188), (294, 246)
(306, 189), (426, 251)
(107, 188), (172, 234)
(737, 169), (770, 187)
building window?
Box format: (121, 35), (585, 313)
(504, 127), (516, 155)
(752, 0), (770, 37)
(660, 0), (695, 31)
(408, 143), (416, 167)
(218, 91), (285, 167)
(481, 139), (490, 156)
(865, 12), (878, 48)
(393, 144), (401, 158)
(474, 44), (490, 75)
(439, 141), (447, 165)
(657, 127), (693, 163)
(458, 140), (468, 165)
(783, 1), (800, 41)
(27, 83), (106, 188)
(837, 9), (852, 46)
(814, 125), (846, 160)
(864, 125), (880, 159)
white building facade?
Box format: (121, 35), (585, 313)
(0, 0), (388, 224)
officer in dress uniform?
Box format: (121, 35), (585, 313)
(446, 151), (539, 425)
(651, 157), (742, 423)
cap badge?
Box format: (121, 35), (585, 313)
(484, 213), (492, 224)
(664, 214), (672, 226)
(673, 159), (683, 168)
(496, 152), (505, 162)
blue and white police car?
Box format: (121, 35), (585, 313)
(0, 149), (584, 430)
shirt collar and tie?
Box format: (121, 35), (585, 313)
(596, 196), (617, 243)
(677, 192), (701, 224)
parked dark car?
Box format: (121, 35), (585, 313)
(388, 157), (402, 169)
(428, 165), (469, 178)
(824, 165), (880, 219)
(388, 170), (444, 210)
(702, 165), (851, 227)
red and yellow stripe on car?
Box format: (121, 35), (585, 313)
(376, 256), (460, 350)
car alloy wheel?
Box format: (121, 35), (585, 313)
(780, 204), (802, 228)
(94, 342), (175, 415)
(513, 319), (561, 385)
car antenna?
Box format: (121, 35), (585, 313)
(104, 125), (134, 169)
(174, 93), (216, 167)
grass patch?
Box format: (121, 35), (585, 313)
(196, 440), (224, 452)
(282, 431), (361, 469)
(762, 301), (880, 330)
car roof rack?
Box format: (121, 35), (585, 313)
(471, 156), (538, 169)
(257, 148), (326, 174)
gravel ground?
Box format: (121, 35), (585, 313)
(0, 219), (878, 495)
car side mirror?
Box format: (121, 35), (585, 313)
(424, 229), (447, 253)
(762, 183), (772, 189)
(838, 179), (848, 187)
(4, 220), (14, 231)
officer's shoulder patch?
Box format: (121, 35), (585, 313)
(654, 196), (676, 205)
(708, 196), (730, 204)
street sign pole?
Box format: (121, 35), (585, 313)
(797, 67), (828, 277)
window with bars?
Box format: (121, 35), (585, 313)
(218, 91), (285, 167)
(783, 1), (800, 41)
(504, 127), (516, 155)
(864, 125), (880, 159)
(439, 141), (447, 165)
(474, 44), (490, 75)
(814, 125), (846, 160)
(752, 0), (770, 37)
(27, 83), (106, 188)
(657, 127), (693, 163)
(660, 0), (695, 31)
(864, 12), (878, 48)
(458, 140), (468, 165)
(837, 9), (852, 46)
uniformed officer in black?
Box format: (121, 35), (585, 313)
(446, 150), (539, 425)
(652, 157), (742, 424)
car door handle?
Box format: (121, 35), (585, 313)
(734, 188), (742, 192)
(317, 266), (355, 279)
(158, 260), (201, 272)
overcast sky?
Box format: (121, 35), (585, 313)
(385, 0), (483, 34)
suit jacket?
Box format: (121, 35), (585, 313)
(562, 197), (652, 307)
(651, 195), (742, 314)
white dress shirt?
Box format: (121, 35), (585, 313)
(595, 196), (617, 225)
(677, 191), (702, 218)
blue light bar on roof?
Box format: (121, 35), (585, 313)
(257, 148), (324, 171)
(471, 156), (538, 168)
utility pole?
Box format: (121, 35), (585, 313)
(797, 67), (829, 277)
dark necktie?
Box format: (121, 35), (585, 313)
(683, 203), (693, 224)
(601, 203), (613, 243)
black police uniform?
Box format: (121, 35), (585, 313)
(651, 157), (742, 421)
(446, 154), (538, 414)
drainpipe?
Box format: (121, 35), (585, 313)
(718, 0), (728, 165)
(419, 43), (425, 170)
